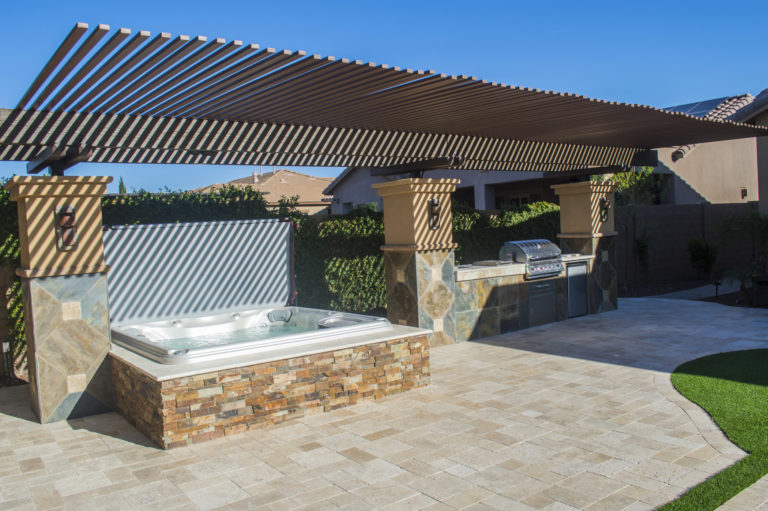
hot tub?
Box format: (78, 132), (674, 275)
(111, 306), (392, 364)
(105, 220), (428, 449)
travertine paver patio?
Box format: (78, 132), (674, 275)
(1, 297), (767, 511)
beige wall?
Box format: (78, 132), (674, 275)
(657, 137), (758, 204)
(374, 178), (458, 250)
(5, 176), (112, 277)
(551, 181), (617, 237)
(753, 111), (768, 215)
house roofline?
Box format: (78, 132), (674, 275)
(731, 88), (768, 123)
(323, 166), (359, 195)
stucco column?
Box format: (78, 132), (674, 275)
(373, 178), (459, 346)
(552, 181), (618, 312)
(4, 176), (113, 423)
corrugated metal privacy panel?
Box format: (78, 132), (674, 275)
(103, 219), (293, 324)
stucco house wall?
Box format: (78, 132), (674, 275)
(753, 111), (768, 215)
(327, 168), (548, 214)
(656, 137), (759, 204)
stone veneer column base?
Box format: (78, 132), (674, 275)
(560, 236), (618, 313)
(383, 249), (456, 346)
(23, 272), (113, 422)
(111, 334), (429, 449)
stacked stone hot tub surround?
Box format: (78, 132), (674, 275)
(111, 330), (429, 449)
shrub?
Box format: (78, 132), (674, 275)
(687, 237), (718, 278)
(453, 201), (560, 263)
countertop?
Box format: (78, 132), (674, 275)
(455, 253), (594, 282)
(454, 262), (526, 282)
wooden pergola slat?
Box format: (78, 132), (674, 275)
(16, 22), (89, 110)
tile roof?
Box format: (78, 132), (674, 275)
(198, 168), (332, 203)
(669, 94), (756, 161)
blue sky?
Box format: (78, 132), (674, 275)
(1, 0), (767, 193)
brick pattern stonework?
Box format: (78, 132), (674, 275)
(112, 335), (429, 449)
(383, 249), (456, 346)
(560, 236), (618, 313)
(111, 360), (164, 446)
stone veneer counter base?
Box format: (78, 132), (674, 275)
(110, 325), (430, 449)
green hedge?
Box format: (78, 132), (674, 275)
(453, 201), (560, 263)
(0, 182), (23, 374)
(101, 187), (273, 225)
(294, 212), (385, 313)
(0, 184), (559, 366)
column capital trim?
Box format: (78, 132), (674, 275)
(4, 175), (112, 200)
(381, 243), (458, 252)
(16, 264), (110, 279)
(557, 232), (618, 239)
(373, 178), (460, 197)
(551, 181), (617, 195)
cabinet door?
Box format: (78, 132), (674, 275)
(528, 280), (556, 326)
(567, 263), (588, 317)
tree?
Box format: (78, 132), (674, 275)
(606, 167), (667, 206)
(118, 177), (127, 195)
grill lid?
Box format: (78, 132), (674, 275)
(499, 239), (562, 263)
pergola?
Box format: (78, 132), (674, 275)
(1, 22), (765, 175)
(4, 22), (768, 428)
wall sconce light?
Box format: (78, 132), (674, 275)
(741, 188), (748, 199)
(599, 197), (611, 223)
(54, 205), (78, 251)
(428, 198), (441, 230)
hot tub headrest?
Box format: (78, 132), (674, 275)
(267, 309), (292, 323)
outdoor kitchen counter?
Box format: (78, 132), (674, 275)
(455, 253), (594, 282)
(453, 254), (594, 342)
(454, 262), (526, 282)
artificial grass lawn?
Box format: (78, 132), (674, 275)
(659, 349), (768, 511)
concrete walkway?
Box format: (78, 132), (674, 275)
(654, 281), (739, 300)
(1, 298), (767, 510)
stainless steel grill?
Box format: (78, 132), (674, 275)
(499, 239), (564, 279)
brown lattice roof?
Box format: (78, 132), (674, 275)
(1, 23), (765, 173)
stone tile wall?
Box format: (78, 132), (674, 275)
(454, 275), (567, 342)
(112, 334), (429, 449)
(383, 249), (456, 346)
(23, 272), (113, 423)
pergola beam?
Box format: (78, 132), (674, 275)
(26, 144), (91, 175)
(0, 108), (643, 172)
(369, 155), (465, 177)
(26, 145), (66, 174)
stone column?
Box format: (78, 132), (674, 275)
(552, 181), (618, 313)
(373, 178), (459, 346)
(4, 176), (113, 423)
